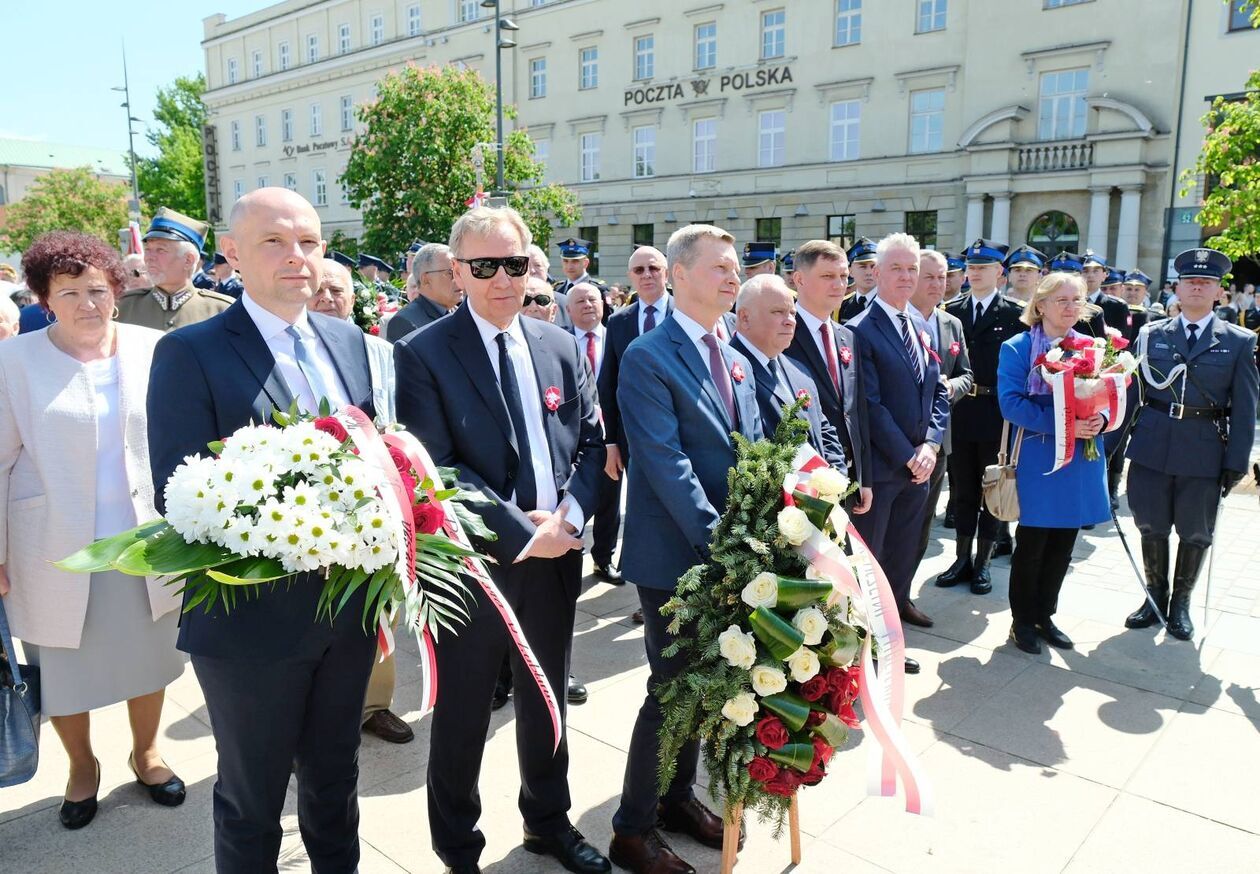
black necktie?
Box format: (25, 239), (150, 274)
(767, 357), (785, 394)
(974, 300), (985, 325)
(1186, 322), (1199, 348)
(496, 332), (538, 512)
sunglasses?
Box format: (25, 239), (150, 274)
(631, 264), (664, 275)
(522, 293), (553, 307)
(455, 256), (530, 279)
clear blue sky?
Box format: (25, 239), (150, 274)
(3, 2), (261, 157)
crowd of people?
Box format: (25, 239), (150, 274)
(0, 188), (1256, 874)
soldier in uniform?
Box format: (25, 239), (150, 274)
(938, 239), (1026, 595)
(116, 207), (234, 333)
(1122, 270), (1154, 340)
(1004, 246), (1046, 304)
(944, 253), (965, 304)
(839, 237), (879, 322)
(741, 241), (778, 278)
(1124, 248), (1258, 640)
(210, 252), (244, 299)
(781, 249), (796, 291)
(554, 238), (606, 330)
(1078, 250), (1129, 335)
(1048, 251), (1083, 275)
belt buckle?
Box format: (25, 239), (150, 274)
(1168, 402), (1185, 420)
(967, 384), (979, 397)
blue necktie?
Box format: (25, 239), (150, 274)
(898, 313), (924, 384)
(642, 304), (657, 333)
(285, 325), (334, 410)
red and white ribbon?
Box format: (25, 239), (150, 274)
(1042, 370), (1130, 473)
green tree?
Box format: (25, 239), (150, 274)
(341, 64), (580, 257)
(0, 167), (133, 252)
(134, 74), (209, 229)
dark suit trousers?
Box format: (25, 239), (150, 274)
(612, 585), (699, 836)
(949, 438), (1001, 540)
(427, 551), (582, 867)
(852, 476), (931, 607)
(592, 470), (623, 567)
(914, 454), (949, 568)
(191, 623), (376, 874)
(1009, 525), (1079, 623)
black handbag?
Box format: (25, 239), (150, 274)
(0, 597), (41, 787)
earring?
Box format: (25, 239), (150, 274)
(112, 306), (121, 320)
(45, 310), (54, 324)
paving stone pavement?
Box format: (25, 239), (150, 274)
(3, 471), (1259, 873)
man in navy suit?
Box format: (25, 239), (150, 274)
(609, 225), (763, 874)
(147, 188), (379, 874)
(846, 233), (950, 657)
(394, 206), (609, 874)
(729, 274), (847, 471)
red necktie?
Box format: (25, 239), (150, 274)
(701, 333), (737, 424)
(820, 322), (840, 392)
(585, 331), (597, 375)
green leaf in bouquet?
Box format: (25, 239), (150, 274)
(824, 623), (862, 666)
(205, 556), (290, 585)
(767, 742), (815, 772)
(774, 577), (833, 609)
(113, 527), (234, 576)
(272, 408), (291, 426)
(760, 691), (811, 731)
(54, 520), (169, 573)
(810, 712), (850, 748)
(414, 533), (480, 557)
(318, 396), (331, 417)
(749, 605), (806, 662)
(791, 490), (835, 532)
(207, 440), (226, 455)
(451, 501), (498, 542)
(432, 488), (458, 502)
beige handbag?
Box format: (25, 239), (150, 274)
(982, 420), (1024, 523)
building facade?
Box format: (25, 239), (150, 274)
(201, 0), (1234, 281)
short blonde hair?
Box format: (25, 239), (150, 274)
(876, 232), (920, 265)
(448, 205), (533, 258)
(919, 250), (947, 271)
(1023, 272), (1100, 327)
(665, 223), (734, 270)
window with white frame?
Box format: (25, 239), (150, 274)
(917, 0), (947, 32)
(283, 172), (298, 191)
(251, 50), (263, 78)
(758, 109), (785, 167)
(407, 4), (422, 36)
(313, 168), (327, 206)
(278, 41), (291, 70)
(1037, 68), (1089, 140)
(281, 109), (293, 142)
(830, 100), (860, 161)
(310, 102), (323, 136)
(371, 14), (384, 45)
(255, 115), (267, 147)
(230, 121), (241, 151)
(761, 9), (785, 60)
(534, 138), (550, 171)
(257, 175), (269, 189)
(227, 57), (238, 84)
(458, 0), (478, 23)
(530, 58), (547, 98)
(835, 0), (861, 46)
(338, 23), (351, 54)
(307, 33), (319, 63)
(693, 118), (717, 173)
(634, 35), (654, 81)
(233, 179), (243, 200)
(633, 126), (656, 177)
(340, 95), (354, 131)
(579, 47), (598, 89)
(909, 88), (945, 153)
(694, 22), (717, 70)
(579, 132), (601, 182)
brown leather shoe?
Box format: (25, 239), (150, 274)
(658, 797), (739, 851)
(899, 602), (934, 628)
(608, 829), (695, 874)
(362, 709), (415, 744)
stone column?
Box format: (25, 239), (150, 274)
(964, 195), (984, 243)
(1114, 185), (1143, 269)
(990, 194), (1012, 245)
(1086, 186), (1112, 259)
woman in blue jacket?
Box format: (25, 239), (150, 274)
(997, 273), (1111, 653)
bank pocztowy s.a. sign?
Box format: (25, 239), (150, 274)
(623, 64), (793, 106)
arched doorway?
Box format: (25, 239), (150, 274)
(1027, 210), (1080, 254)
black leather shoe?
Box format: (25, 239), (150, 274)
(60, 757), (101, 830)
(970, 540), (995, 595)
(362, 709), (415, 744)
(1127, 538), (1170, 629)
(568, 675), (589, 705)
(1035, 619), (1074, 650)
(1167, 544), (1208, 641)
(524, 825), (611, 874)
(904, 657), (920, 675)
(491, 687), (511, 711)
(128, 752), (187, 807)
(594, 563), (624, 584)
(1010, 623), (1041, 654)
(935, 537), (973, 588)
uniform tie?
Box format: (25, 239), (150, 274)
(898, 313), (924, 384)
(1186, 322), (1199, 348)
(701, 333), (736, 424)
(496, 332), (538, 511)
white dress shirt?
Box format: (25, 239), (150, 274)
(733, 333), (773, 371)
(671, 309), (722, 360)
(970, 289), (999, 321)
(874, 296), (927, 371)
(636, 294), (670, 335)
(572, 322), (607, 378)
(794, 304), (835, 365)
(242, 291), (348, 414)
(1180, 312), (1214, 344)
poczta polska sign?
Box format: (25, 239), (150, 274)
(623, 64), (793, 106)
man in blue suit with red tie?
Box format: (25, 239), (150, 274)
(846, 233), (950, 663)
(609, 225), (762, 874)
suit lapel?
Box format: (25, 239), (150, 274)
(972, 295), (1000, 335)
(790, 321), (840, 406)
(1187, 318), (1223, 361)
(447, 306), (516, 450)
(667, 318), (731, 429)
(768, 355), (795, 406)
(309, 316), (369, 407)
(223, 302), (295, 412)
(871, 304), (918, 380)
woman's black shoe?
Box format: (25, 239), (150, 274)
(59, 757), (101, 830)
(1009, 623), (1041, 654)
(129, 753), (187, 807)
(1035, 619), (1074, 650)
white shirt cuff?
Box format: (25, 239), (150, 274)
(513, 498), (585, 563)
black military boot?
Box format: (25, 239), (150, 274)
(970, 540), (996, 594)
(992, 523), (1013, 558)
(1125, 538), (1169, 629)
(934, 536), (973, 587)
(1167, 544), (1209, 641)
(1107, 465), (1123, 512)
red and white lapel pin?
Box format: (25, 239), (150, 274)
(543, 386), (562, 412)
(730, 362), (746, 384)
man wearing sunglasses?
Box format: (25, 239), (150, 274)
(521, 278), (559, 323)
(395, 206), (609, 874)
(386, 243), (461, 342)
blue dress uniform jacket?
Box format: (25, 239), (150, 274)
(1125, 316), (1259, 479)
(998, 332), (1111, 528)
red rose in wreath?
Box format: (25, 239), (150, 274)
(387, 444), (412, 476)
(811, 735), (835, 768)
(747, 756), (780, 783)
(800, 674), (829, 703)
(313, 416), (350, 443)
(805, 709), (828, 728)
(763, 767), (802, 797)
(755, 715), (790, 750)
(799, 761), (827, 786)
(412, 499), (447, 535)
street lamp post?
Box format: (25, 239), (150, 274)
(111, 43), (143, 221)
(480, 0), (518, 196)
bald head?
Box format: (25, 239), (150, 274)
(567, 282), (603, 331)
(311, 260), (355, 320)
(222, 187), (326, 322)
(736, 274), (797, 358)
(628, 245), (667, 303)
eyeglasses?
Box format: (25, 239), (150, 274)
(422, 268), (454, 279)
(522, 293), (553, 307)
(1045, 296), (1084, 308)
(455, 256), (530, 279)
(631, 264), (664, 275)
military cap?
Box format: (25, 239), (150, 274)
(781, 250), (795, 272)
(963, 238), (1010, 265)
(358, 253), (391, 272)
(212, 252), (229, 266)
(1123, 270), (1153, 287)
(328, 251), (356, 269)
(1173, 247), (1231, 280)
(1004, 245), (1046, 270)
(558, 238), (592, 259)
(1080, 249), (1108, 269)
(943, 253), (965, 273)
(846, 237), (878, 264)
(1101, 268), (1125, 288)
(407, 240), (426, 253)
(191, 271), (216, 290)
(144, 207), (209, 252)
(742, 241), (778, 268)
(1048, 251), (1084, 273)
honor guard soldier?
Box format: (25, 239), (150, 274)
(404, 240), (425, 276)
(781, 249), (796, 290)
(1078, 250), (1130, 335)
(1124, 248), (1258, 640)
(210, 252), (244, 299)
(839, 237), (879, 321)
(116, 207), (234, 333)
(1122, 270), (1155, 340)
(1004, 245), (1046, 304)
(939, 239), (1027, 594)
(553, 238), (605, 330)
(742, 240), (779, 278)
(1048, 250), (1083, 274)
(943, 253), (966, 303)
